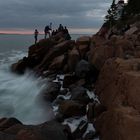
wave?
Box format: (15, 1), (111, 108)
(0, 50), (53, 124)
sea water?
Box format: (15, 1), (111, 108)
(0, 34), (89, 124)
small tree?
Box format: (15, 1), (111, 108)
(105, 0), (118, 27)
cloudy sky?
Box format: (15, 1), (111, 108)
(0, 0), (113, 34)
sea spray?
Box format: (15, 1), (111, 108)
(0, 50), (54, 124)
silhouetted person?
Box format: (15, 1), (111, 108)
(44, 25), (51, 39)
(65, 33), (71, 40)
(50, 22), (52, 30)
(34, 29), (39, 44)
(64, 26), (69, 34)
(52, 30), (55, 36)
(58, 24), (64, 32)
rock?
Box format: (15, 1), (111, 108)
(95, 58), (140, 110)
(95, 107), (140, 140)
(52, 96), (65, 106)
(0, 118), (7, 124)
(45, 73), (57, 81)
(59, 89), (68, 96)
(91, 35), (106, 47)
(0, 118), (22, 131)
(125, 26), (138, 35)
(70, 86), (90, 105)
(28, 38), (57, 69)
(11, 57), (28, 74)
(28, 38), (56, 58)
(54, 113), (64, 123)
(63, 74), (78, 88)
(76, 36), (91, 59)
(67, 48), (80, 72)
(89, 38), (135, 70)
(76, 36), (91, 46)
(59, 100), (86, 117)
(75, 60), (99, 83)
(87, 103), (95, 122)
(94, 103), (106, 118)
(74, 79), (86, 87)
(15, 121), (70, 140)
(89, 45), (114, 70)
(78, 45), (89, 59)
(72, 120), (88, 139)
(0, 132), (15, 140)
(115, 39), (135, 58)
(3, 124), (25, 135)
(97, 23), (110, 39)
(36, 40), (75, 71)
(75, 60), (90, 78)
(83, 131), (96, 140)
(52, 32), (68, 42)
(48, 55), (65, 71)
(42, 82), (61, 101)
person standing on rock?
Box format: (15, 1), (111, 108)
(58, 24), (64, 32)
(34, 29), (39, 44)
(44, 25), (51, 39)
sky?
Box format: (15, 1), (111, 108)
(0, 0), (124, 34)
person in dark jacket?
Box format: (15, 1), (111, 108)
(44, 25), (51, 39)
(34, 29), (39, 44)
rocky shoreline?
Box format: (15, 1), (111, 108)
(0, 17), (140, 140)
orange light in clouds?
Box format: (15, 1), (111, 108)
(0, 30), (34, 34)
(0, 28), (99, 35)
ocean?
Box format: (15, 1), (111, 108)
(0, 34), (90, 124)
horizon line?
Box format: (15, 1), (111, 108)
(0, 27), (99, 35)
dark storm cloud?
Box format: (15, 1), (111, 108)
(0, 0), (112, 30)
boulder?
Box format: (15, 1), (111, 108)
(91, 35), (106, 47)
(78, 45), (89, 59)
(75, 60), (90, 78)
(11, 57), (28, 74)
(89, 39), (135, 70)
(89, 45), (114, 70)
(75, 60), (99, 83)
(59, 100), (86, 117)
(1, 120), (71, 140)
(42, 82), (61, 101)
(0, 118), (22, 131)
(67, 48), (80, 72)
(83, 130), (96, 140)
(76, 36), (91, 46)
(3, 124), (26, 135)
(74, 79), (86, 87)
(76, 36), (90, 59)
(51, 32), (68, 42)
(36, 40), (75, 71)
(70, 86), (90, 105)
(95, 58), (140, 111)
(93, 103), (106, 118)
(0, 132), (15, 140)
(87, 103), (95, 122)
(16, 121), (70, 140)
(125, 26), (138, 35)
(115, 39), (135, 58)
(48, 55), (65, 71)
(63, 74), (78, 88)
(95, 107), (140, 140)
(28, 38), (56, 58)
(72, 120), (88, 139)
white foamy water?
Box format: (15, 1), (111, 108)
(0, 50), (54, 124)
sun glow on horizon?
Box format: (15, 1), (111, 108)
(0, 28), (99, 35)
